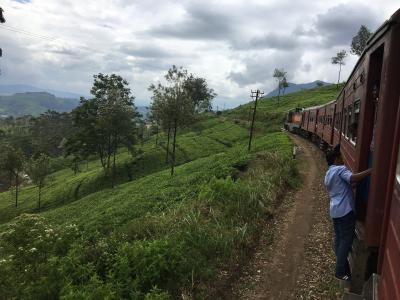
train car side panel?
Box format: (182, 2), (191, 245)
(316, 106), (325, 140)
(323, 102), (336, 146)
(333, 93), (344, 146)
(366, 17), (400, 248)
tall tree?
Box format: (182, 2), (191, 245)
(350, 25), (372, 56)
(27, 154), (50, 209)
(149, 65), (216, 175)
(0, 145), (24, 207)
(30, 110), (73, 157)
(273, 68), (287, 105)
(66, 74), (139, 187)
(331, 50), (347, 88)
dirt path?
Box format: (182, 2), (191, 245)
(228, 134), (340, 300)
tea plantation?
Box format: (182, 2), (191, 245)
(0, 85), (341, 299)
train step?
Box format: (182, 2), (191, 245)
(342, 291), (364, 300)
(340, 274), (379, 300)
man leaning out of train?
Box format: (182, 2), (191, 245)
(324, 145), (372, 282)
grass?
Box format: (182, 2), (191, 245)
(225, 84), (343, 132)
(0, 85), (339, 299)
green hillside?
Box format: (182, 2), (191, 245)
(226, 83), (343, 132)
(0, 85), (341, 299)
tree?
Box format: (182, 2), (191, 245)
(331, 50), (347, 88)
(184, 74), (216, 113)
(273, 68), (287, 105)
(350, 25), (372, 56)
(30, 110), (73, 157)
(281, 77), (289, 95)
(66, 74), (139, 188)
(0, 145), (24, 207)
(27, 154), (50, 209)
(149, 65), (216, 175)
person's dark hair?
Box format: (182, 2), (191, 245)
(326, 144), (341, 166)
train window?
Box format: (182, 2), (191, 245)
(334, 112), (340, 129)
(351, 100), (360, 144)
(347, 106), (353, 140)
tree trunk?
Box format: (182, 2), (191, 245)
(15, 173), (18, 207)
(165, 123), (171, 164)
(112, 146), (116, 188)
(337, 64), (342, 88)
(9, 171), (12, 191)
(277, 87), (281, 105)
(107, 135), (112, 170)
(155, 125), (159, 147)
(38, 185), (41, 210)
(170, 118), (178, 176)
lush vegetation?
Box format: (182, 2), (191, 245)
(0, 84), (340, 299)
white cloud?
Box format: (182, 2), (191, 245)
(0, 0), (399, 107)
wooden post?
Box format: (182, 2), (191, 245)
(248, 89), (264, 151)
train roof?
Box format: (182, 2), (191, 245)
(337, 8), (400, 97)
(302, 99), (336, 111)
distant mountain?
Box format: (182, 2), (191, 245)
(0, 84), (84, 99)
(265, 81), (332, 98)
(0, 92), (80, 117)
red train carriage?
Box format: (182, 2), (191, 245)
(316, 106), (325, 140)
(284, 108), (303, 132)
(333, 93), (344, 146)
(301, 109), (309, 133)
(378, 98), (400, 300)
(322, 100), (336, 146)
(286, 8), (400, 299)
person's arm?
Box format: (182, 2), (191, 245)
(350, 168), (372, 183)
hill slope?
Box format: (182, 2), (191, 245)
(0, 92), (79, 116)
(0, 84), (342, 299)
(0, 84), (84, 99)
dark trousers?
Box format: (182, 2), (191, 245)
(333, 211), (356, 277)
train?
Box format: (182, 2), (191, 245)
(284, 9), (400, 300)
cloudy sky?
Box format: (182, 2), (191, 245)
(0, 0), (399, 108)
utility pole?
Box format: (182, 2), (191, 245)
(248, 89), (264, 151)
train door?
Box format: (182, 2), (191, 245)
(356, 45), (384, 221)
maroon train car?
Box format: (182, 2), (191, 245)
(316, 106), (325, 140)
(287, 8), (400, 299)
(284, 108), (303, 132)
(322, 101), (336, 146)
(378, 97), (400, 300)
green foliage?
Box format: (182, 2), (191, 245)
(0, 85), (336, 299)
(0, 214), (80, 299)
(27, 153), (50, 208)
(66, 74), (139, 186)
(331, 50), (347, 86)
(350, 25), (372, 56)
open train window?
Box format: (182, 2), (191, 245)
(347, 106), (353, 141)
(334, 112), (340, 129)
(350, 100), (360, 144)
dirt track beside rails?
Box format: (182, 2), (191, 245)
(227, 134), (340, 300)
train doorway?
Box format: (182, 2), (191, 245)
(356, 45), (384, 221)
